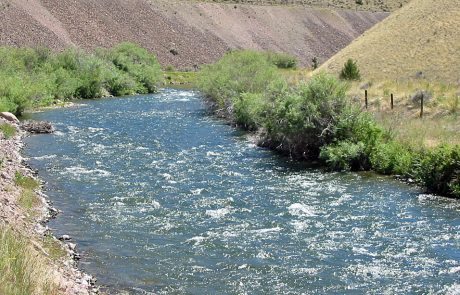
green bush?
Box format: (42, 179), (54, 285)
(320, 141), (367, 171)
(0, 44), (163, 115)
(417, 145), (460, 197)
(340, 58), (361, 81)
(264, 73), (351, 157)
(100, 42), (163, 93)
(264, 52), (297, 69)
(197, 50), (284, 116)
(370, 141), (414, 175)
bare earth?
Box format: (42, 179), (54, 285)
(0, 0), (388, 69)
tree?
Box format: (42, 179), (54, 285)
(340, 58), (361, 81)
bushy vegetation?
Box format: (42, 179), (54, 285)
(197, 50), (285, 116)
(340, 58), (361, 81)
(0, 43), (163, 115)
(264, 52), (297, 69)
(199, 50), (460, 198)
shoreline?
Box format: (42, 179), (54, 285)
(0, 117), (99, 294)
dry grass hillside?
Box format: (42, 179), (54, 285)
(318, 0), (460, 84)
(0, 0), (388, 69)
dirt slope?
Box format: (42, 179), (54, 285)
(318, 0), (460, 84)
(0, 0), (388, 69)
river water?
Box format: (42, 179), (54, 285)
(23, 89), (460, 294)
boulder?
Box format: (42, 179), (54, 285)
(0, 112), (19, 123)
(21, 121), (55, 134)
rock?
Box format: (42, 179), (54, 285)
(169, 48), (179, 56)
(68, 243), (77, 251)
(0, 112), (19, 123)
(59, 234), (71, 241)
(415, 71), (425, 79)
(411, 90), (432, 104)
(1, 172), (10, 180)
(21, 121), (55, 134)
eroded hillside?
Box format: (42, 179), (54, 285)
(0, 0), (389, 69)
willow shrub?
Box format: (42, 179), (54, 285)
(98, 42), (163, 93)
(197, 50), (285, 117)
(0, 44), (162, 115)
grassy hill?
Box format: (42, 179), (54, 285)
(317, 0), (460, 84)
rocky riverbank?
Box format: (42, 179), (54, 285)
(0, 117), (98, 294)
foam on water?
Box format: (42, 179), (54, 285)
(23, 89), (460, 294)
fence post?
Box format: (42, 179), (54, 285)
(365, 90), (368, 109)
(420, 96), (424, 118)
(391, 93), (394, 110)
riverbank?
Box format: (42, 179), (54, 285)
(197, 50), (460, 198)
(0, 117), (98, 294)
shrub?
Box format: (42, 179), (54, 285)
(417, 145), (460, 197)
(197, 50), (284, 115)
(340, 58), (361, 81)
(320, 141), (367, 171)
(312, 57), (319, 70)
(101, 42), (163, 93)
(0, 44), (163, 115)
(370, 141), (414, 175)
(265, 52), (297, 69)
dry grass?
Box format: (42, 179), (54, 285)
(0, 225), (60, 295)
(318, 0), (460, 84)
(346, 80), (460, 148)
(192, 0), (409, 11)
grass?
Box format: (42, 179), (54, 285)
(42, 235), (67, 262)
(0, 123), (16, 139)
(346, 80), (460, 148)
(164, 71), (198, 87)
(0, 225), (60, 295)
(15, 172), (40, 190)
(318, 0), (460, 84)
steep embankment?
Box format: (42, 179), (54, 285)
(318, 0), (460, 84)
(0, 0), (388, 69)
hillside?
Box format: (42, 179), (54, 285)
(196, 0), (410, 12)
(318, 0), (460, 84)
(0, 0), (388, 69)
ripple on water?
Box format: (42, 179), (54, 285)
(22, 89), (460, 294)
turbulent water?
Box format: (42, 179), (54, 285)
(24, 89), (460, 294)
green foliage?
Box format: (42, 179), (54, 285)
(417, 145), (460, 197)
(99, 42), (163, 93)
(340, 58), (361, 81)
(14, 172), (39, 190)
(370, 141), (414, 175)
(264, 52), (297, 69)
(320, 141), (367, 171)
(312, 57), (319, 70)
(0, 124), (16, 139)
(265, 73), (352, 157)
(0, 225), (59, 295)
(197, 50), (284, 115)
(0, 44), (162, 115)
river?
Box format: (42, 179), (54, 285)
(23, 89), (460, 294)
